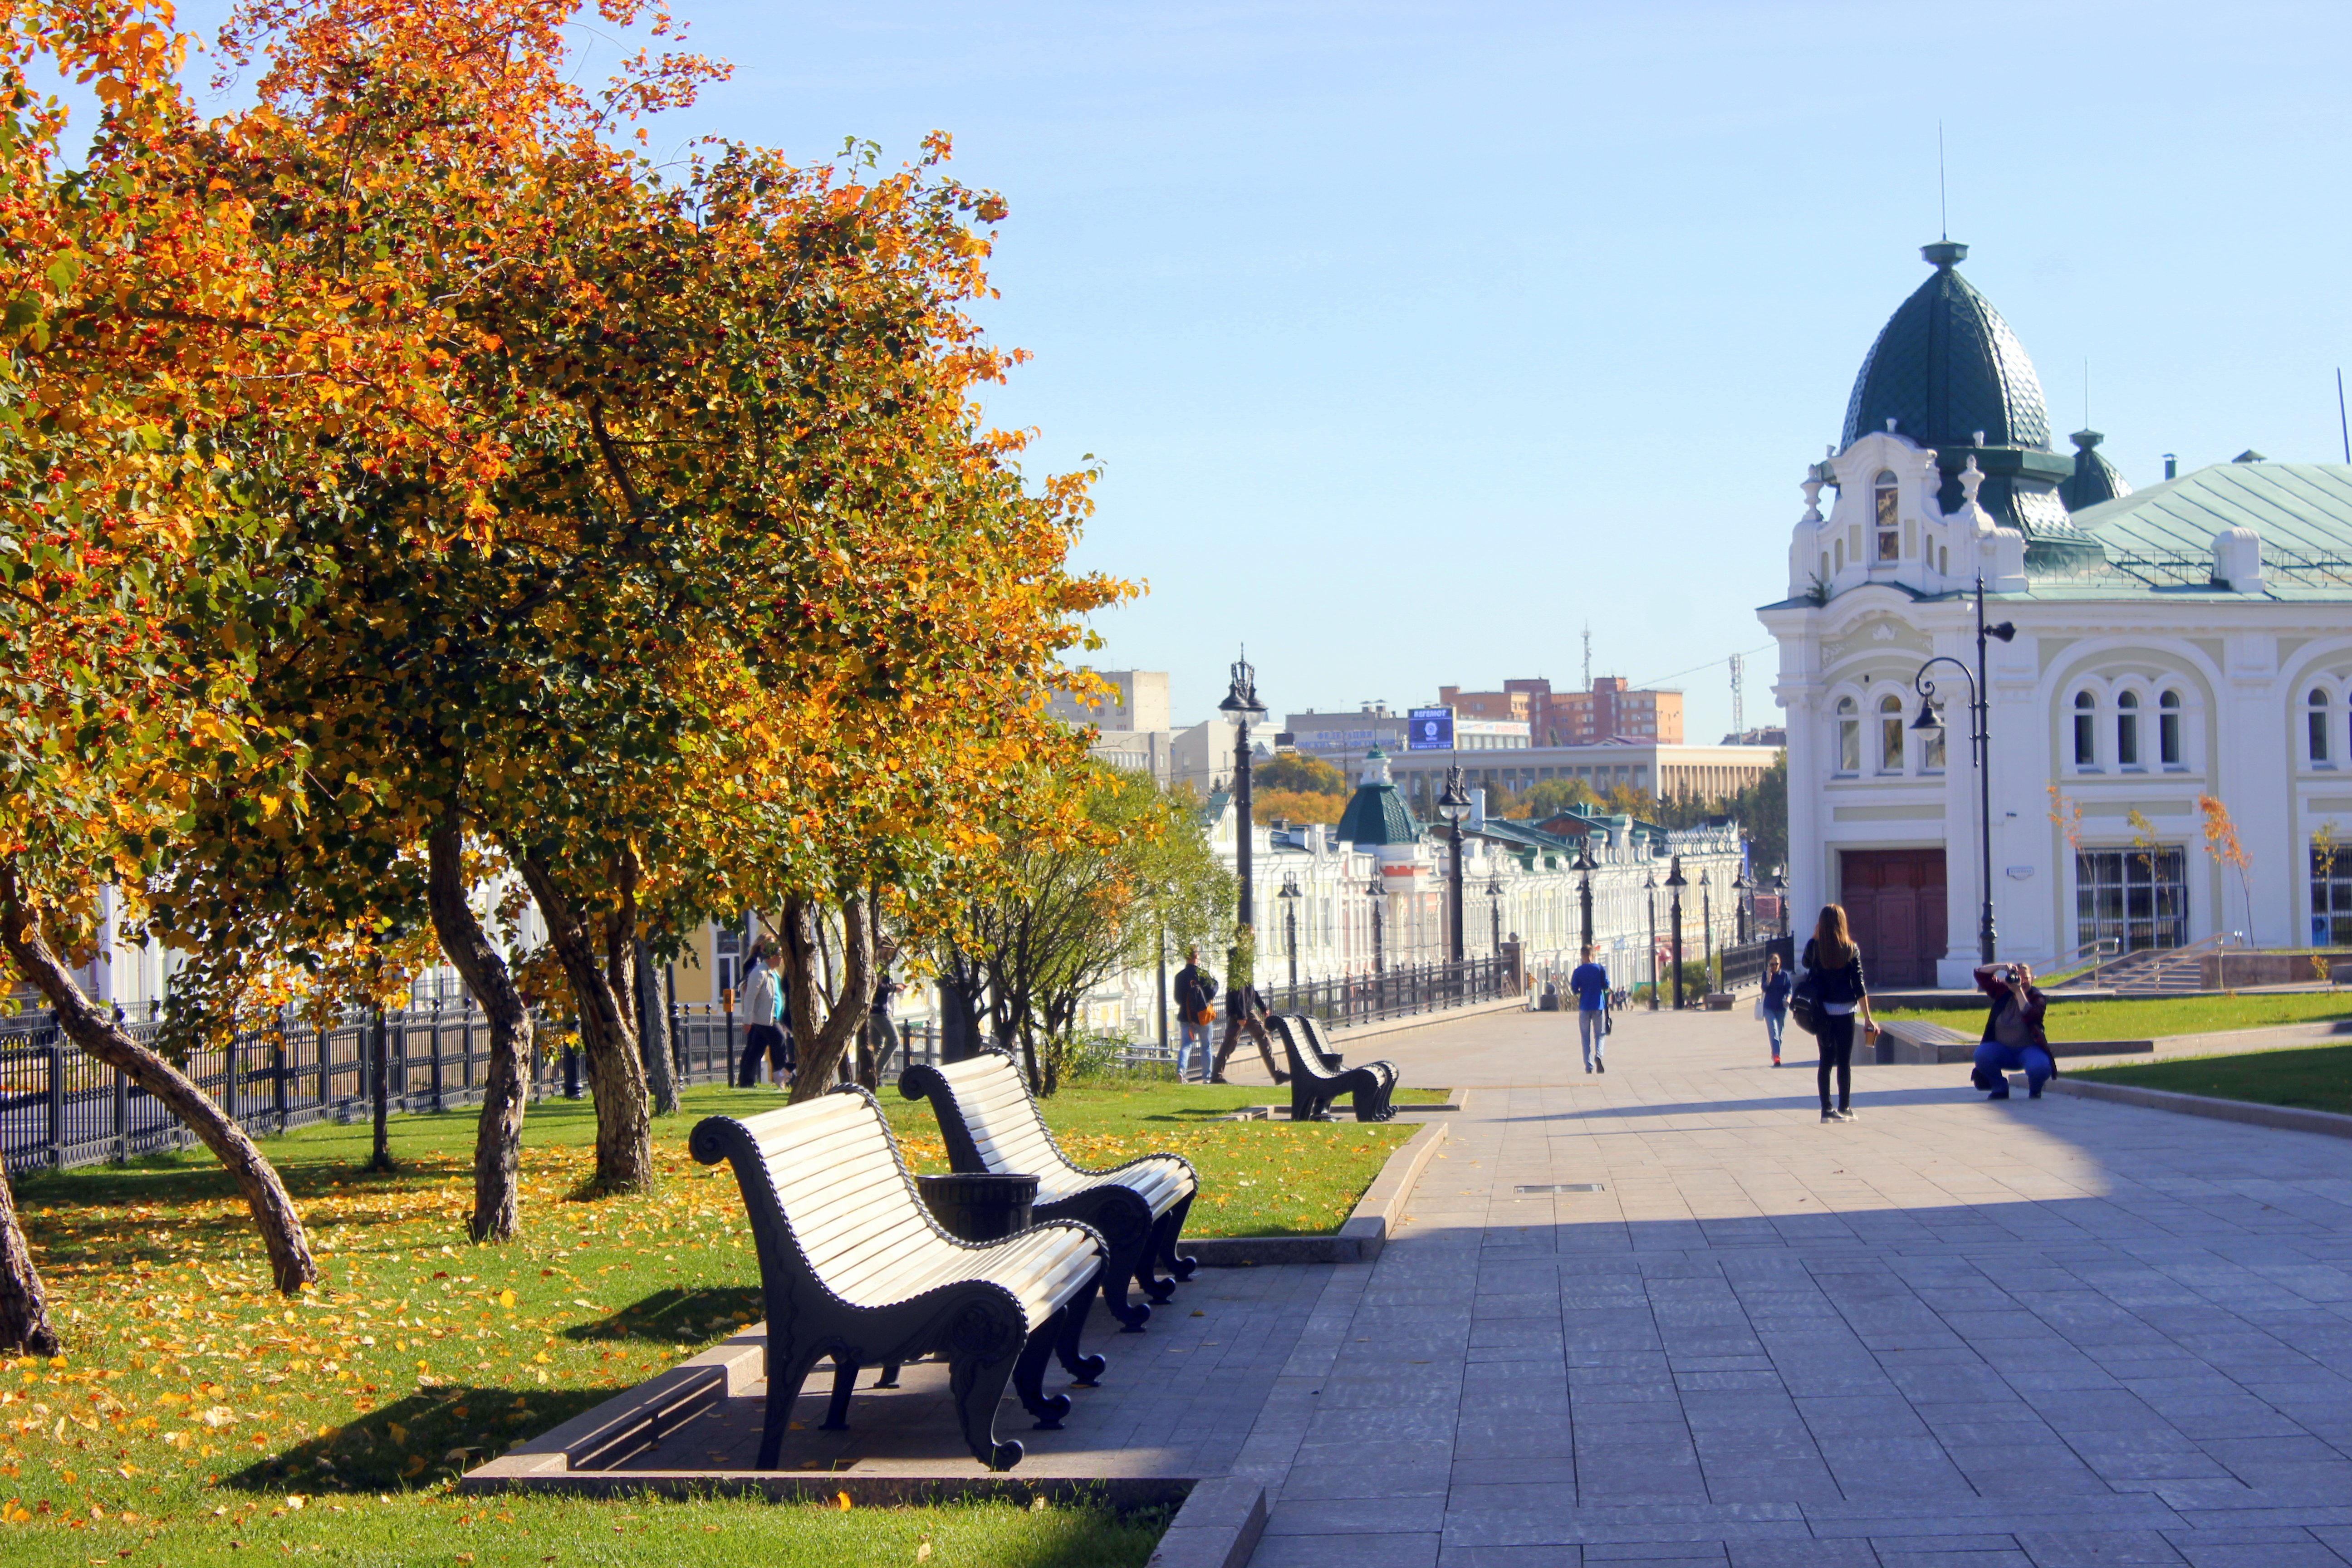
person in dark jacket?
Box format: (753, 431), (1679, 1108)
(1760, 951), (1793, 1067)
(1970, 961), (2053, 1100)
(1800, 905), (1877, 1122)
(1171, 946), (1218, 1084)
(1211, 926), (1288, 1086)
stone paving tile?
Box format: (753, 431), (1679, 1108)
(1228, 1008), (2352, 1563)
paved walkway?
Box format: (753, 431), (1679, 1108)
(1235, 1004), (2352, 1566)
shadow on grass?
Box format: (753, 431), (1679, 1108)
(562, 1285), (762, 1345)
(222, 1382), (613, 1494)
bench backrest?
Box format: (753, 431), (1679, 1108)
(1291, 1014), (1344, 1069)
(905, 1051), (1068, 1180)
(693, 1088), (970, 1308)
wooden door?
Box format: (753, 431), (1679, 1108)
(1839, 849), (1948, 988)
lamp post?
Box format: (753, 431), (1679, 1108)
(1366, 874), (1387, 976)
(1911, 575), (2017, 965)
(1701, 872), (1714, 991)
(1768, 870), (1788, 937)
(1644, 869), (1659, 1010)
(1437, 765), (1471, 965)
(1218, 650), (1267, 928)
(1733, 867), (1753, 946)
(1278, 872), (1302, 994)
(1575, 836), (1598, 956)
(1666, 856), (1688, 1009)
(1486, 871), (1504, 957)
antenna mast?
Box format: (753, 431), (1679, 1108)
(1938, 121), (1947, 240)
(1728, 653), (1745, 742)
(1581, 624), (1592, 692)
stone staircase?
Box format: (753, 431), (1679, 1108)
(2055, 943), (2212, 996)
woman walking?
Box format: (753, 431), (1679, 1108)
(1759, 951), (1793, 1067)
(1800, 906), (1876, 1122)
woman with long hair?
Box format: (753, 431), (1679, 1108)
(1800, 905), (1876, 1122)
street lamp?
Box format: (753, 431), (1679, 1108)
(1733, 867), (1753, 946)
(1574, 836), (1598, 956)
(1910, 575), (2017, 965)
(1767, 870), (1788, 937)
(1277, 871), (1303, 994)
(1485, 870), (1505, 957)
(1644, 868), (1659, 1010)
(1666, 856), (1688, 1009)
(1436, 765), (1472, 965)
(1218, 649), (1267, 929)
(1366, 873), (1387, 976)
(1700, 872), (1714, 992)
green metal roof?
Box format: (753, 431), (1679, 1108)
(1335, 774), (1419, 847)
(1841, 243), (2088, 552)
(2059, 429), (2132, 513)
(2047, 461), (2352, 599)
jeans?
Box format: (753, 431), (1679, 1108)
(1578, 1008), (1606, 1068)
(1972, 1039), (2055, 1098)
(1764, 1009), (1785, 1058)
(1817, 1010), (1855, 1112)
(1178, 1021), (1214, 1082)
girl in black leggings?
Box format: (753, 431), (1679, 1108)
(1800, 904), (1875, 1122)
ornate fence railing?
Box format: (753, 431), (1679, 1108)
(1265, 955), (1517, 1031)
(0, 1003), (943, 1176)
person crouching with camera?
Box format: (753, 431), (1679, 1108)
(1971, 960), (2053, 1101)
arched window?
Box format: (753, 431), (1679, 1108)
(1874, 472), (1900, 561)
(1878, 694), (1905, 772)
(1835, 697), (1860, 774)
(2073, 691), (2097, 768)
(2158, 690), (2183, 767)
(1938, 544), (1949, 575)
(2311, 689), (2333, 764)
(2117, 691), (2141, 768)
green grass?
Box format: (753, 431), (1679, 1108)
(2072, 1043), (2352, 1117)
(1880, 990), (2352, 1041)
(0, 1077), (1426, 1562)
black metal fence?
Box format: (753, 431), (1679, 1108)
(1265, 955), (1517, 1031)
(1, 1003), (942, 1176)
(1718, 936), (1794, 994)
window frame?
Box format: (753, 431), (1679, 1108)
(2310, 688), (2334, 766)
(1834, 696), (1860, 775)
(2157, 689), (2183, 768)
(2116, 690), (2141, 769)
(1877, 693), (1906, 774)
(2072, 690), (2098, 770)
(1872, 471), (1900, 563)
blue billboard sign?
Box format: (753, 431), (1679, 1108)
(1406, 706), (1455, 751)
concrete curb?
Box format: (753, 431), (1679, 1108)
(1144, 1477), (1268, 1568)
(2048, 1076), (2352, 1141)
(1229, 1088), (1472, 1120)
(1186, 1115), (1447, 1268)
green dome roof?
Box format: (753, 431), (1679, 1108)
(1842, 242), (2096, 563)
(1334, 748), (1420, 847)
(1843, 242), (2051, 453)
(2060, 429), (2132, 513)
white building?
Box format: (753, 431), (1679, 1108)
(1761, 240), (2352, 987)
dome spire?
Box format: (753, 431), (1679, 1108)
(1922, 240), (1968, 270)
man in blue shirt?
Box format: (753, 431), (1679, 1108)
(1568, 945), (1610, 1074)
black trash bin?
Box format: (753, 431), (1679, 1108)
(915, 1172), (1039, 1242)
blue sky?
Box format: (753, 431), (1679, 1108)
(168, 0), (2352, 740)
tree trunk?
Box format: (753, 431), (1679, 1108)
(427, 818), (534, 1241)
(634, 937), (678, 1114)
(515, 855), (652, 1192)
(0, 1163), (60, 1355)
(0, 870), (318, 1294)
(784, 893), (874, 1105)
(368, 1007), (392, 1172)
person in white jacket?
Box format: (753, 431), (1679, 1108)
(735, 943), (789, 1088)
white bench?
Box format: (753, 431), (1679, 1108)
(901, 1052), (1198, 1332)
(689, 1086), (1107, 1471)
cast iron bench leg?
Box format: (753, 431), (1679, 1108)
(1013, 1309), (1072, 1429)
(757, 1348), (824, 1469)
(1054, 1274), (1107, 1386)
(874, 1361), (903, 1388)
(1154, 1194), (1197, 1283)
(948, 1338), (1026, 1472)
(821, 1354), (860, 1430)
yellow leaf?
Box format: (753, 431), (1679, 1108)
(836, 1491), (852, 1512)
(916, 1543), (931, 1562)
(498, 1290), (516, 1309)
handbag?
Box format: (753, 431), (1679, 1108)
(1787, 970), (1823, 1037)
(1602, 1005), (1614, 1036)
(1752, 998), (1765, 1022)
